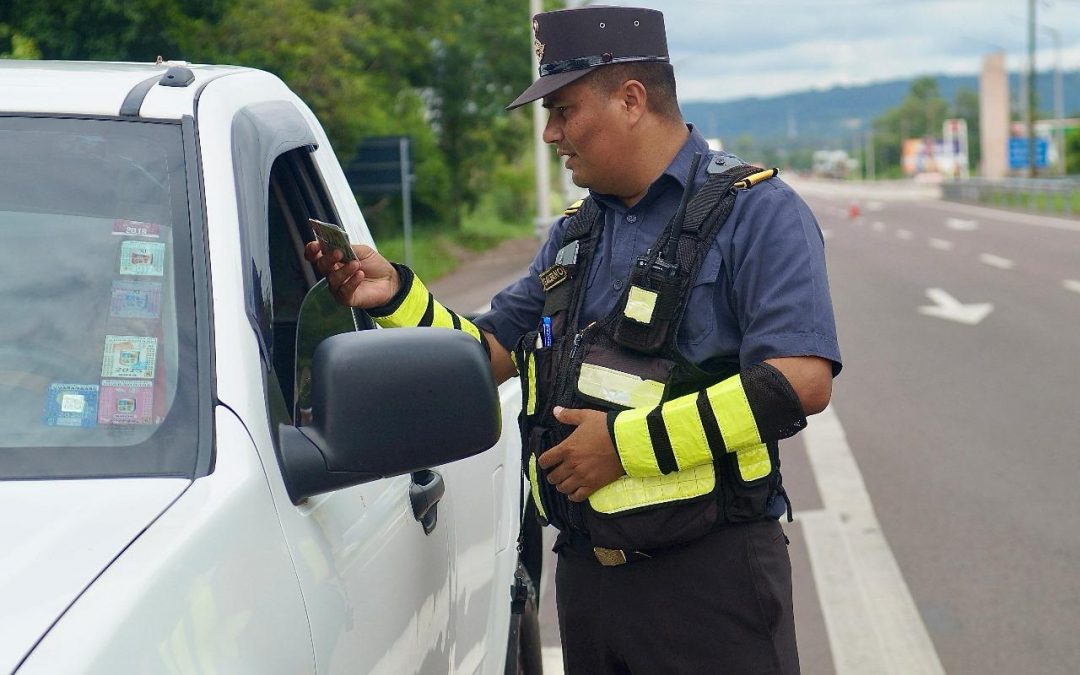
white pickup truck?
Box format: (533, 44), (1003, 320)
(0, 61), (538, 675)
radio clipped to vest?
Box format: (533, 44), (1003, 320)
(613, 152), (703, 355)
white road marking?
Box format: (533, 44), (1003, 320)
(872, 221), (886, 232)
(543, 647), (564, 674)
(928, 238), (954, 251)
(802, 406), (946, 675)
(945, 217), (978, 231)
(866, 201), (885, 212)
(1063, 279), (1080, 294)
(978, 253), (1015, 270)
(896, 229), (913, 240)
(918, 287), (994, 325)
(924, 199), (1080, 233)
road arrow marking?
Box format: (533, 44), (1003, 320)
(979, 253), (1015, 270)
(1063, 279), (1080, 295)
(946, 217), (978, 231)
(929, 238), (954, 251)
(896, 229), (913, 240)
(918, 288), (994, 325)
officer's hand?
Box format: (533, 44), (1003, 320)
(538, 407), (626, 502)
(304, 242), (400, 309)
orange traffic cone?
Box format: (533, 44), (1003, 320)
(848, 202), (861, 219)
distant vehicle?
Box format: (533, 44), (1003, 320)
(0, 60), (537, 675)
(812, 149), (858, 179)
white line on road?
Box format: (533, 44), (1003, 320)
(978, 253), (1015, 270)
(946, 217), (978, 231)
(543, 647), (564, 674)
(896, 229), (913, 240)
(928, 238), (954, 251)
(802, 406), (946, 675)
(1063, 279), (1080, 294)
(872, 221), (886, 232)
(924, 199), (1080, 233)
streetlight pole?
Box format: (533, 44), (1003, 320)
(1026, 0), (1037, 177)
(1043, 26), (1065, 176)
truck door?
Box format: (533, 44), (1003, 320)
(232, 103), (456, 675)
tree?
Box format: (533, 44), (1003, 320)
(952, 87), (981, 172)
(872, 76), (950, 174)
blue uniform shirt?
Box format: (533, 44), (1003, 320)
(476, 126), (842, 375)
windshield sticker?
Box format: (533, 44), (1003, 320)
(101, 335), (158, 379)
(98, 379), (154, 425)
(43, 383), (100, 427)
(112, 219), (161, 238)
(119, 241), (166, 276)
(109, 280), (162, 319)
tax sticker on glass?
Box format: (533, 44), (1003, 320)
(98, 379), (154, 425)
(109, 280), (162, 319)
(101, 335), (158, 379)
(119, 241), (166, 276)
(43, 383), (100, 427)
(112, 219), (161, 239)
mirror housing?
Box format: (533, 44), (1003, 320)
(277, 328), (501, 504)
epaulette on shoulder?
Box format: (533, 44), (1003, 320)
(563, 198), (585, 216)
(733, 168), (780, 190)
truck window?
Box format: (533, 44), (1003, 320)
(265, 148), (372, 421)
(0, 116), (202, 479)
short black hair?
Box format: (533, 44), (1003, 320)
(586, 62), (681, 120)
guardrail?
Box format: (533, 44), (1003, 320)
(942, 177), (1080, 217)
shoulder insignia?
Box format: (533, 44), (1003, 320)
(563, 198), (585, 216)
(733, 168), (780, 190)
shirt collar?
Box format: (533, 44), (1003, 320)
(590, 124), (711, 211)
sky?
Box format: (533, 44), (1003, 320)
(571, 0), (1080, 102)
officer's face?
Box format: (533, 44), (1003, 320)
(542, 77), (625, 193)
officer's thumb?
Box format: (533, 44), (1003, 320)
(553, 406), (582, 426)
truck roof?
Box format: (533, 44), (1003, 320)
(0, 60), (250, 119)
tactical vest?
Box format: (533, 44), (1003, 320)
(515, 157), (788, 552)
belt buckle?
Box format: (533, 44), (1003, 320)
(592, 546), (628, 567)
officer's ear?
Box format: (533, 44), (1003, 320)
(618, 78), (648, 125)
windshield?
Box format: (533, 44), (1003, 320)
(0, 116), (201, 479)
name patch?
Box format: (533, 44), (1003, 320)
(540, 264), (569, 291)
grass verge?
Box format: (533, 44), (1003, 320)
(374, 194), (535, 280)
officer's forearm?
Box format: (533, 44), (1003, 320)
(364, 264), (523, 382)
(606, 363), (806, 478)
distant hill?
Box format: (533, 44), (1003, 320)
(681, 70), (1080, 151)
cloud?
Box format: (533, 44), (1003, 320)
(591, 0), (1080, 101)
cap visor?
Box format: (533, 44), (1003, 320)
(506, 68), (594, 110)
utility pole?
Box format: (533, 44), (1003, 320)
(1027, 0), (1037, 177)
(531, 0), (552, 239)
(1045, 26), (1065, 176)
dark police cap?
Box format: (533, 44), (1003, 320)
(506, 6), (669, 110)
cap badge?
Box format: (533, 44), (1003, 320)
(534, 38), (545, 61)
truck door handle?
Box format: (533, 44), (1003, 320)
(410, 470), (445, 535)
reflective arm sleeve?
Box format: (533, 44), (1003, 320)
(605, 363), (806, 477)
(366, 264), (488, 354)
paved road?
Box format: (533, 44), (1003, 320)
(433, 181), (1080, 674)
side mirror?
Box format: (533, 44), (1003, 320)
(277, 328), (501, 504)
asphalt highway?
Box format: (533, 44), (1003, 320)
(433, 180), (1080, 675)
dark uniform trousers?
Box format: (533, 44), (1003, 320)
(555, 519), (800, 675)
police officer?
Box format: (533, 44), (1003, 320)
(308, 6), (840, 673)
